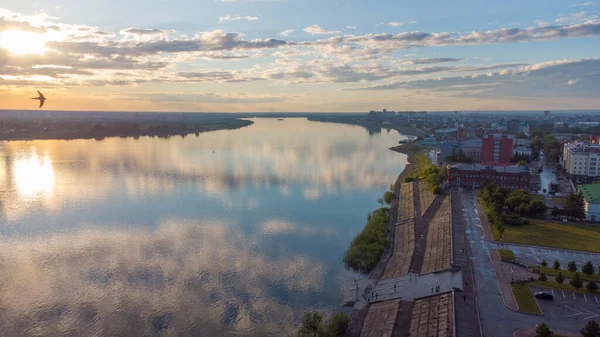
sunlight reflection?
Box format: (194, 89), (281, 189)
(14, 150), (55, 197)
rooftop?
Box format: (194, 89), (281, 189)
(578, 184), (600, 204)
(449, 163), (530, 173)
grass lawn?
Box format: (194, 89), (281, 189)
(552, 197), (567, 207)
(496, 218), (600, 253)
(530, 266), (600, 282)
(510, 283), (541, 314)
(497, 249), (516, 261)
(413, 153), (431, 172)
(532, 195), (543, 202)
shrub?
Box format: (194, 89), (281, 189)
(553, 260), (560, 270)
(568, 261), (578, 272)
(571, 273), (583, 289)
(404, 176), (415, 182)
(383, 191), (393, 205)
(343, 208), (389, 274)
(535, 323), (552, 337)
(541, 260), (548, 268)
(555, 272), (564, 284)
(538, 272), (547, 281)
(431, 185), (442, 194)
(583, 261), (595, 275)
(587, 280), (598, 292)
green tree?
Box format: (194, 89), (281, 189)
(383, 191), (393, 205)
(555, 272), (564, 284)
(541, 260), (548, 268)
(571, 273), (584, 289)
(568, 261), (578, 272)
(324, 313), (349, 337)
(538, 272), (547, 281)
(587, 280), (599, 292)
(565, 191), (586, 219)
(377, 197), (385, 207)
(298, 312), (324, 337)
(529, 200), (547, 218)
(431, 185), (442, 194)
(583, 261), (596, 275)
(580, 320), (600, 337)
(535, 323), (552, 337)
(553, 260), (560, 270)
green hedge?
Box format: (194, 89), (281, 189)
(343, 208), (389, 274)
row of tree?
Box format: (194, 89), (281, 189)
(536, 320), (600, 337)
(543, 259), (599, 275)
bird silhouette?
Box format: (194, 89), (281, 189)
(32, 90), (46, 108)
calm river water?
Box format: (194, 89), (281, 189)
(0, 118), (407, 336)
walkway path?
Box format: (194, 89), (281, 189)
(489, 249), (536, 311)
(450, 189), (482, 337)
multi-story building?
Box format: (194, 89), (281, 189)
(481, 134), (514, 164)
(447, 163), (532, 190)
(458, 138), (482, 162)
(562, 143), (600, 181)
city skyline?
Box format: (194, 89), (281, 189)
(1, 0), (599, 112)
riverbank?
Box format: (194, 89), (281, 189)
(307, 116), (425, 137)
(343, 144), (423, 337)
(0, 112), (253, 141)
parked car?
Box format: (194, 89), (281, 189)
(534, 291), (554, 300)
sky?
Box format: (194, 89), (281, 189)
(0, 0), (599, 112)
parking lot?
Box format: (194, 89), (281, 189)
(532, 286), (600, 323)
(496, 243), (600, 270)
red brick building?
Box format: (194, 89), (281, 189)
(447, 164), (532, 190)
(481, 134), (515, 164)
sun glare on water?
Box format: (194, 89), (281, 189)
(0, 30), (47, 55)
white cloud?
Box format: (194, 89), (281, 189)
(303, 24), (340, 35)
(488, 21), (499, 25)
(278, 29), (294, 36)
(345, 26), (356, 30)
(555, 11), (598, 23)
(388, 21), (416, 27)
(534, 20), (550, 27)
(568, 78), (581, 85)
(218, 14), (259, 23)
(569, 2), (596, 7)
(388, 22), (406, 27)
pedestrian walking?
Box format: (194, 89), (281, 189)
(431, 287), (434, 294)
(464, 295), (467, 303)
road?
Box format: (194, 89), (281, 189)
(532, 286), (600, 324)
(457, 188), (583, 335)
(498, 244), (600, 270)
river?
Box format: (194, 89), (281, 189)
(0, 117), (407, 336)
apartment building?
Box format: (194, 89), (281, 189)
(447, 163), (532, 190)
(481, 134), (514, 164)
(562, 143), (600, 181)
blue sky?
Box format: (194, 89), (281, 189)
(0, 0), (599, 111)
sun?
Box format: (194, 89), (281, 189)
(0, 30), (47, 55)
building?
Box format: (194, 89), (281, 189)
(447, 163), (532, 190)
(544, 110), (551, 120)
(481, 134), (515, 164)
(562, 143), (600, 182)
(578, 184), (600, 222)
(514, 146), (532, 158)
(458, 138), (482, 162)
(420, 136), (438, 146)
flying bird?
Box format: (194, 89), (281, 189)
(32, 90), (46, 108)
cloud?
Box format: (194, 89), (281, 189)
(388, 22), (406, 27)
(133, 92), (287, 103)
(345, 26), (356, 30)
(278, 29), (294, 36)
(388, 21), (416, 27)
(399, 57), (465, 65)
(343, 58), (600, 100)
(555, 11), (598, 23)
(534, 20), (550, 27)
(569, 2), (596, 7)
(303, 24), (341, 35)
(219, 14), (259, 23)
